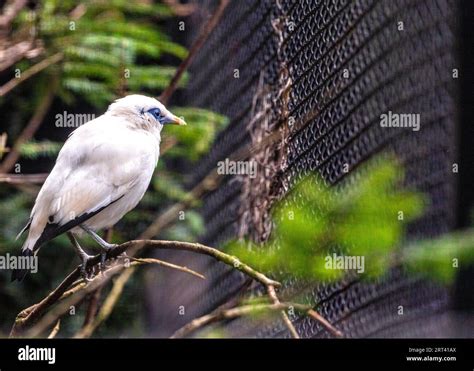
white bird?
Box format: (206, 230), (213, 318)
(11, 94), (186, 281)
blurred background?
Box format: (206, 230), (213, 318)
(0, 0), (473, 338)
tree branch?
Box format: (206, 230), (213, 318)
(0, 173), (48, 184)
(46, 319), (60, 339)
(0, 74), (59, 173)
(10, 239), (278, 337)
(0, 52), (63, 97)
(171, 301), (343, 339)
(159, 0), (229, 104)
(267, 284), (299, 338)
(171, 302), (298, 338)
(10, 238), (344, 339)
(0, 0), (27, 29)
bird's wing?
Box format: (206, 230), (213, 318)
(24, 117), (157, 252)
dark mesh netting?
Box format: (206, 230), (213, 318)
(145, 0), (462, 337)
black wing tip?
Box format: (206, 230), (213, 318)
(10, 249), (34, 283)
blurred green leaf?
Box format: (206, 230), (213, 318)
(228, 156), (427, 281)
(19, 140), (62, 159)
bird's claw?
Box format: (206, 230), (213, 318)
(99, 244), (117, 275)
(99, 251), (108, 275)
(79, 253), (94, 282)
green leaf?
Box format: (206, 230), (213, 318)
(165, 108), (229, 161)
(19, 140), (62, 159)
(228, 156), (427, 282)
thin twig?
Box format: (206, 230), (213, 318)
(73, 267), (134, 339)
(159, 0), (229, 104)
(0, 52), (63, 97)
(47, 319), (60, 339)
(171, 302), (295, 338)
(110, 240), (279, 287)
(267, 284), (299, 338)
(81, 287), (102, 331)
(162, 0), (197, 17)
(129, 257), (205, 279)
(23, 263), (124, 337)
(171, 301), (343, 339)
(307, 309), (343, 338)
(0, 74), (59, 173)
(71, 255), (205, 339)
(0, 173), (48, 184)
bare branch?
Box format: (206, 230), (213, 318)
(267, 284), (299, 338)
(81, 288), (102, 332)
(0, 52), (63, 97)
(0, 75), (59, 173)
(307, 309), (343, 338)
(10, 239), (277, 337)
(129, 257), (205, 280)
(22, 263), (124, 337)
(0, 173), (48, 184)
(171, 301), (343, 339)
(171, 302), (296, 338)
(159, 0), (229, 104)
(73, 267), (134, 339)
(0, 0), (27, 28)
(162, 0), (197, 17)
(47, 319), (60, 339)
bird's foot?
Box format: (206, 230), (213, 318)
(100, 241), (118, 250)
(117, 251), (130, 267)
(79, 253), (94, 282)
(99, 244), (118, 274)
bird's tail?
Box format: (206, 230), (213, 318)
(11, 221), (36, 282)
(10, 248), (34, 282)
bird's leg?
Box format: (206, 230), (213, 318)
(80, 225), (117, 268)
(67, 232), (93, 281)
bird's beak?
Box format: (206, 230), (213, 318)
(167, 114), (187, 126)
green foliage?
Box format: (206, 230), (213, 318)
(126, 66), (188, 91)
(19, 140), (62, 159)
(228, 157), (427, 281)
(14, 0), (188, 108)
(404, 232), (474, 283)
(229, 156), (474, 284)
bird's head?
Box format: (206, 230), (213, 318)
(107, 94), (186, 130)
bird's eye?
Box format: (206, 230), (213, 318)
(148, 108), (161, 120)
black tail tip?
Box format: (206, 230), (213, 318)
(10, 249), (34, 283)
